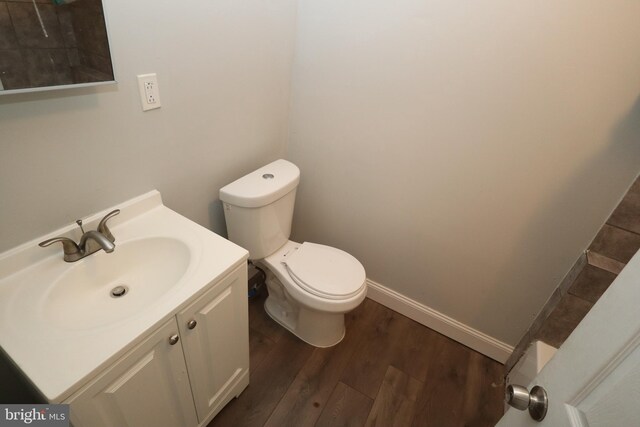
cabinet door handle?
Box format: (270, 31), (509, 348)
(169, 334), (180, 345)
(187, 320), (197, 330)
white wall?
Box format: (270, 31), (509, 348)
(0, 0), (297, 252)
(288, 0), (640, 346)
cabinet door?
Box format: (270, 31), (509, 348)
(67, 318), (197, 427)
(178, 265), (249, 422)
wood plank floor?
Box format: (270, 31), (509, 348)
(209, 291), (505, 427)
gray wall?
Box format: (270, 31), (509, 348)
(0, 0), (298, 251)
(287, 0), (640, 346)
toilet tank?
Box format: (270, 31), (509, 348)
(219, 159), (300, 260)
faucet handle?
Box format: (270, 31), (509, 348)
(39, 237), (81, 262)
(97, 209), (120, 242)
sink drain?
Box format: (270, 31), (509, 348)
(110, 285), (128, 298)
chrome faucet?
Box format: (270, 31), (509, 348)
(79, 230), (115, 254)
(39, 209), (120, 262)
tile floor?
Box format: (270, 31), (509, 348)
(209, 291), (505, 427)
(529, 176), (640, 350)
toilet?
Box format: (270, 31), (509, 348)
(220, 159), (367, 347)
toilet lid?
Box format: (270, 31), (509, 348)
(283, 242), (366, 300)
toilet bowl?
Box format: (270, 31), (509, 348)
(258, 240), (366, 346)
(219, 159), (367, 347)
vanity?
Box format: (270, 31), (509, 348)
(0, 191), (249, 427)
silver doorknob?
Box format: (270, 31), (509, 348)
(187, 320), (197, 330)
(169, 334), (180, 345)
(506, 384), (548, 422)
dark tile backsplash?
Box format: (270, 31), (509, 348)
(0, 48), (29, 88)
(508, 174), (639, 372)
(534, 295), (592, 348)
(608, 176), (640, 235)
(71, 0), (112, 77)
(24, 48), (74, 86)
(7, 2), (65, 49)
(0, 2), (19, 49)
(568, 264), (617, 304)
(590, 224), (640, 264)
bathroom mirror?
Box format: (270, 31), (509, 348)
(0, 0), (115, 95)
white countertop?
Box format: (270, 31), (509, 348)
(0, 191), (248, 402)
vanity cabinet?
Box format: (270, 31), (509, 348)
(177, 265), (249, 422)
(66, 318), (198, 427)
(66, 265), (249, 427)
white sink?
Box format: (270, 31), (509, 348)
(0, 190), (249, 402)
(42, 237), (191, 330)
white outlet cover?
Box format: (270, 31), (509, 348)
(137, 73), (161, 111)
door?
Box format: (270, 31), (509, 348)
(498, 250), (640, 426)
(177, 265), (249, 422)
(67, 318), (197, 427)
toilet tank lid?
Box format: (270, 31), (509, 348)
(219, 159), (300, 208)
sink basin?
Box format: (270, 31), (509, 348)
(0, 190), (249, 402)
(41, 237), (191, 330)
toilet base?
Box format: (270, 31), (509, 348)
(263, 283), (346, 348)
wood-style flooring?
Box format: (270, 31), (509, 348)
(209, 291), (504, 427)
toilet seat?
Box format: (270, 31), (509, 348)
(283, 242), (366, 300)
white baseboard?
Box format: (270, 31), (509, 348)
(365, 279), (513, 363)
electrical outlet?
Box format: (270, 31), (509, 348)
(137, 73), (161, 111)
